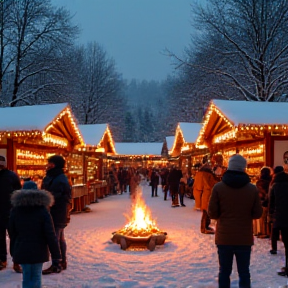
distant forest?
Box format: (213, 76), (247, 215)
(1, 0), (287, 143)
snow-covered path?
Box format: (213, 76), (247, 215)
(1, 182), (288, 288)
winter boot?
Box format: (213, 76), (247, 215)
(0, 261), (7, 270)
(42, 264), (62, 275)
(60, 260), (67, 270)
(13, 263), (22, 273)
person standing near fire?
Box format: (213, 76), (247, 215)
(167, 165), (182, 207)
(150, 169), (160, 197)
(0, 155), (22, 273)
(41, 155), (71, 274)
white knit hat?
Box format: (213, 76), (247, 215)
(0, 155), (7, 167)
(228, 154), (247, 172)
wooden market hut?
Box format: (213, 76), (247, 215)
(73, 124), (116, 210)
(195, 99), (288, 180)
(0, 103), (84, 183)
(111, 142), (166, 168)
(168, 122), (205, 173)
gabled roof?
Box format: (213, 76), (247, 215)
(0, 103), (68, 131)
(196, 99), (288, 147)
(78, 124), (107, 146)
(78, 124), (116, 154)
(0, 103), (84, 146)
(114, 142), (163, 156)
(213, 99), (288, 125)
(169, 122), (203, 156)
(179, 122), (203, 143)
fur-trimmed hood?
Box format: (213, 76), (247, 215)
(11, 189), (54, 208)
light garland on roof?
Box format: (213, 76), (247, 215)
(42, 132), (68, 147)
(0, 130), (42, 138)
(44, 107), (84, 146)
(196, 103), (234, 148)
(77, 125), (116, 154)
(170, 124), (185, 155)
(213, 130), (237, 144)
(196, 102), (288, 147)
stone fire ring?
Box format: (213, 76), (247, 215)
(111, 232), (167, 251)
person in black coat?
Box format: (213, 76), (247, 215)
(167, 166), (182, 207)
(256, 166), (272, 238)
(9, 181), (61, 288)
(0, 155), (22, 273)
(150, 169), (160, 197)
(41, 155), (72, 274)
(269, 169), (288, 277)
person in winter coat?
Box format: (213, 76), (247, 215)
(0, 155), (22, 273)
(268, 165), (284, 255)
(179, 172), (188, 207)
(208, 154), (262, 288)
(268, 167), (288, 277)
(255, 167), (272, 238)
(160, 168), (169, 201)
(41, 155), (72, 274)
(167, 166), (182, 207)
(9, 181), (61, 288)
(193, 155), (215, 211)
(150, 169), (160, 197)
(193, 156), (218, 233)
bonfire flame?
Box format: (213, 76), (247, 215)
(116, 190), (162, 238)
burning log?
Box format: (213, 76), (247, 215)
(111, 188), (167, 251)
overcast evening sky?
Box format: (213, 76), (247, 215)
(51, 0), (194, 81)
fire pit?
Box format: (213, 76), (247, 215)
(111, 190), (167, 251)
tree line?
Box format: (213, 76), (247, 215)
(1, 0), (287, 142)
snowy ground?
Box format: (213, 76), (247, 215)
(1, 181), (288, 288)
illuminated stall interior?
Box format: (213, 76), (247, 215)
(111, 142), (167, 168)
(76, 124), (116, 183)
(196, 99), (288, 179)
(0, 103), (84, 185)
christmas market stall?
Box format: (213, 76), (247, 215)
(195, 99), (288, 181)
(169, 122), (207, 174)
(111, 142), (166, 169)
(73, 124), (116, 211)
(0, 103), (84, 188)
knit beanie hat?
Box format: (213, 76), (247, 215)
(273, 166), (284, 174)
(0, 155), (7, 167)
(48, 155), (65, 169)
(23, 180), (38, 190)
(228, 154), (247, 172)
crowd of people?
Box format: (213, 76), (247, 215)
(2, 151), (288, 288)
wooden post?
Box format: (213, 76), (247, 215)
(7, 139), (16, 171)
(265, 132), (273, 167)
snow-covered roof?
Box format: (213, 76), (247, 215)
(114, 142), (163, 156)
(213, 99), (288, 125)
(0, 103), (68, 131)
(166, 136), (175, 151)
(78, 124), (107, 146)
(178, 122), (203, 143)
